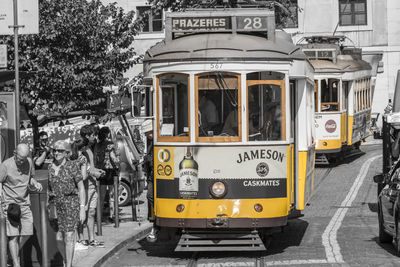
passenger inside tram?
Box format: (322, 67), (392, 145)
(221, 108), (239, 136)
(248, 87), (282, 141)
(198, 92), (219, 136)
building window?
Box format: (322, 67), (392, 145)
(285, 0), (298, 28)
(339, 0), (367, 26)
(137, 6), (163, 33)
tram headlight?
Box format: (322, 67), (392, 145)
(254, 203), (263, 212)
(176, 204), (185, 212)
(210, 181), (227, 198)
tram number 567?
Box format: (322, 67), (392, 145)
(210, 63), (223, 70)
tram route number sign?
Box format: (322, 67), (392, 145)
(171, 16), (269, 32)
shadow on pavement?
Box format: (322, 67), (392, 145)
(133, 220), (307, 260)
(367, 202), (379, 213)
(372, 236), (398, 256)
(266, 218), (309, 256)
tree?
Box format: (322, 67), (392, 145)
(0, 0), (140, 146)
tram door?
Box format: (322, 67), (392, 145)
(342, 81), (349, 144)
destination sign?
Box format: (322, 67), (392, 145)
(166, 10), (275, 41)
(172, 17), (231, 31)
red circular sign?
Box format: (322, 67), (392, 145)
(325, 120), (337, 133)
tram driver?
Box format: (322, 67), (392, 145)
(198, 92), (219, 136)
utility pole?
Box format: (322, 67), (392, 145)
(10, 0), (22, 143)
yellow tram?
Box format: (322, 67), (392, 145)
(142, 9), (315, 251)
(300, 36), (372, 164)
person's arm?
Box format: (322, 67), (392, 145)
(28, 160), (43, 192)
(0, 163), (7, 201)
(34, 147), (51, 167)
(77, 180), (86, 223)
(81, 163), (88, 181)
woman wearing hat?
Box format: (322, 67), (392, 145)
(48, 140), (86, 267)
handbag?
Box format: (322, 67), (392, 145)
(47, 201), (57, 220)
(7, 203), (21, 227)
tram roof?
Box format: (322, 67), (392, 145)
(310, 56), (371, 73)
(143, 31), (308, 64)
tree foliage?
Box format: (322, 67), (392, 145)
(1, 0), (139, 121)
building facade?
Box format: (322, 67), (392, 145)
(108, 0), (400, 122)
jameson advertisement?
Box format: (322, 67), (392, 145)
(155, 146), (286, 180)
(154, 146), (287, 199)
(178, 147), (199, 198)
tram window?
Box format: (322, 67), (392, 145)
(320, 79), (339, 112)
(158, 74), (189, 139)
(248, 83), (282, 141)
(342, 81), (349, 111)
(197, 73), (240, 139)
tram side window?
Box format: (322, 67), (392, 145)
(197, 73), (239, 138)
(320, 79), (339, 112)
(158, 74), (189, 138)
(248, 83), (282, 141)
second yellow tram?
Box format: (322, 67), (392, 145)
(301, 36), (372, 164)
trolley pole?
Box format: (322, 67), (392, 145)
(96, 180), (102, 236)
(113, 175), (119, 228)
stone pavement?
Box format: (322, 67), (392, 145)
(361, 134), (382, 146)
(73, 191), (152, 267)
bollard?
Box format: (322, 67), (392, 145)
(130, 174), (137, 221)
(113, 175), (119, 228)
(0, 201), (7, 267)
(39, 194), (48, 267)
(96, 180), (102, 236)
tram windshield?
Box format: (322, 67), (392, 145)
(321, 78), (339, 112)
(197, 72), (240, 139)
(248, 83), (282, 141)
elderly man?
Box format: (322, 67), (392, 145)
(0, 143), (43, 267)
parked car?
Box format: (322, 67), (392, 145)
(374, 161), (400, 253)
(113, 134), (145, 206)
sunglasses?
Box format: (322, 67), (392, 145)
(54, 149), (66, 153)
(40, 138), (48, 141)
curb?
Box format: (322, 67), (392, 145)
(93, 223), (152, 267)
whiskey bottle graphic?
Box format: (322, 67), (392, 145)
(179, 147), (199, 199)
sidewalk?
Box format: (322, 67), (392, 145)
(73, 191), (152, 267)
(361, 134), (382, 146)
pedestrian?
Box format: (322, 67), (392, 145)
(69, 138), (90, 250)
(142, 120), (158, 242)
(94, 126), (120, 223)
(33, 131), (53, 169)
(48, 140), (86, 267)
(0, 143), (43, 267)
(79, 124), (104, 247)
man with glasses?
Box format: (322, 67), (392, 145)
(0, 143), (43, 267)
(33, 131), (53, 169)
